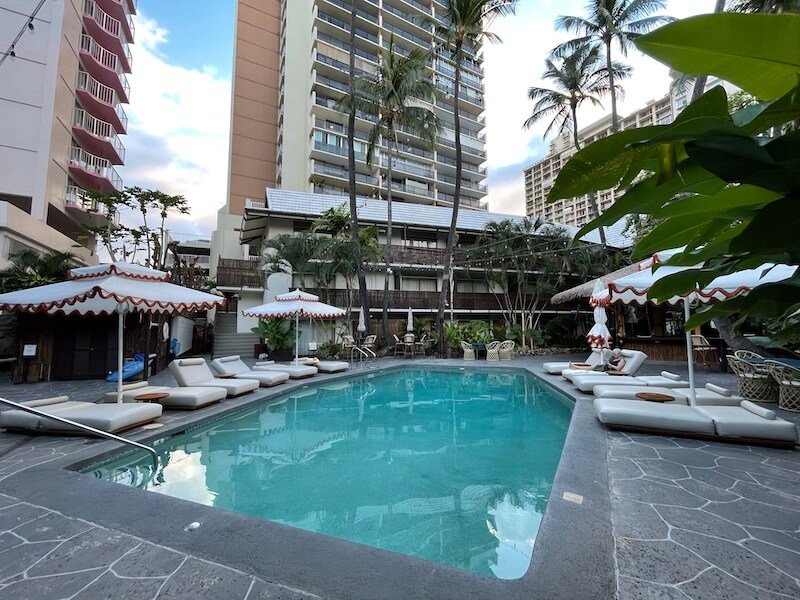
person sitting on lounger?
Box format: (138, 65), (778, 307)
(570, 348), (626, 372)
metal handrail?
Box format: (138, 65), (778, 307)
(0, 397), (159, 471)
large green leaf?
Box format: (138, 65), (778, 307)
(730, 195), (800, 254)
(633, 216), (708, 258)
(636, 13), (800, 100)
(653, 185), (782, 219)
(733, 84), (800, 135)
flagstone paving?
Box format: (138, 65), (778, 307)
(0, 356), (797, 599)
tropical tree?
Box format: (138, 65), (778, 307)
(0, 249), (76, 292)
(728, 0), (800, 11)
(524, 44), (630, 245)
(547, 12), (800, 347)
(340, 37), (439, 345)
(553, 0), (674, 132)
(346, 1), (371, 333)
(432, 0), (518, 355)
(264, 232), (323, 289)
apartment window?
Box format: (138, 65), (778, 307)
(404, 230), (437, 248)
(401, 277), (437, 292)
(456, 280), (488, 293)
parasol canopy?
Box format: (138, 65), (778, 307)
(0, 262), (225, 402)
(407, 306), (414, 332)
(586, 281), (611, 350)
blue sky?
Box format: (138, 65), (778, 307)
(122, 0), (717, 236)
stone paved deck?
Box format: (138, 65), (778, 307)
(0, 356), (797, 599)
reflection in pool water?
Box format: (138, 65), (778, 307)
(89, 368), (573, 579)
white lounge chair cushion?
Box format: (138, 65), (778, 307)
(103, 385), (226, 408)
(210, 356), (290, 386)
(210, 355), (252, 375)
(104, 384), (171, 403)
(695, 405), (798, 442)
(314, 361), (349, 373)
(660, 371), (683, 381)
(706, 383), (732, 396)
(636, 376), (690, 388)
(238, 371), (290, 386)
(573, 375), (648, 392)
(594, 399), (716, 434)
(253, 363), (318, 378)
(592, 385), (744, 406)
(0, 397), (162, 433)
(543, 351), (603, 374)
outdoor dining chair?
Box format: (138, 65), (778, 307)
(461, 341), (476, 360)
(727, 355), (777, 403)
(691, 334), (718, 371)
(499, 340), (516, 361)
(766, 361), (800, 412)
(734, 350), (764, 360)
(486, 341), (501, 362)
(403, 333), (416, 358)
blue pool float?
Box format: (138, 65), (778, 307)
(106, 353), (147, 382)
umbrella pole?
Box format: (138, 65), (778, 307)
(683, 300), (697, 407)
(295, 312), (299, 365)
(117, 308), (125, 404)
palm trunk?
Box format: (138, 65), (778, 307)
(437, 40), (463, 355)
(571, 104), (607, 246)
(605, 40), (619, 133)
(347, 1), (370, 333)
(691, 0), (727, 101)
(382, 133), (394, 346)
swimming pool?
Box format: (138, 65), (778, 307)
(88, 367), (573, 579)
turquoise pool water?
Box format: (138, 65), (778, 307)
(88, 368), (573, 579)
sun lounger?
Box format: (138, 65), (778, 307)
(253, 361), (318, 379)
(571, 370), (687, 393)
(102, 381), (226, 409)
(543, 350), (605, 374)
(594, 398), (798, 447)
(0, 396), (162, 434)
(298, 357), (349, 373)
(592, 383), (744, 406)
(561, 350), (648, 381)
(210, 356), (290, 387)
(169, 358), (259, 397)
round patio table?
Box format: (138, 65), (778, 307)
(636, 392), (674, 403)
(133, 392), (169, 403)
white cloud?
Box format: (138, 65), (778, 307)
(120, 13), (231, 237)
(482, 0), (718, 215)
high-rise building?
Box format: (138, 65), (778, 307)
(212, 0), (489, 270)
(0, 0), (134, 267)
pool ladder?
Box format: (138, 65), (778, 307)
(350, 346), (376, 364)
(0, 397), (160, 471)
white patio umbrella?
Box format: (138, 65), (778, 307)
(406, 306), (414, 333)
(242, 289), (346, 364)
(592, 250), (797, 406)
(0, 262), (225, 403)
(587, 280), (611, 352)
(357, 306), (366, 334)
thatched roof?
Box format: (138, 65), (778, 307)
(551, 262), (642, 305)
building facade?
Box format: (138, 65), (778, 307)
(0, 0), (133, 267)
(524, 95), (674, 228)
(212, 0), (489, 277)
(215, 188), (626, 336)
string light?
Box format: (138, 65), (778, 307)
(0, 0), (48, 68)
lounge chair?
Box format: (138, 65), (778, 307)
(571, 371), (688, 393)
(298, 357), (349, 373)
(102, 381), (226, 409)
(210, 355), (291, 387)
(594, 398), (798, 448)
(0, 396), (162, 434)
(169, 358), (260, 397)
(562, 350), (648, 381)
(253, 361), (318, 379)
(592, 383), (744, 406)
(542, 349), (605, 375)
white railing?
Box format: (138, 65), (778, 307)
(76, 70), (128, 131)
(73, 108), (126, 161)
(80, 34), (130, 96)
(83, 0), (134, 62)
(245, 198), (266, 209)
(69, 146), (123, 190)
(65, 185), (121, 225)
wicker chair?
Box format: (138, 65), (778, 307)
(393, 334), (406, 356)
(728, 355), (777, 403)
(691, 335), (717, 371)
(499, 340), (516, 360)
(461, 341), (476, 361)
(415, 334), (428, 356)
(403, 333), (416, 358)
(734, 350), (764, 360)
(766, 361), (800, 412)
(362, 334), (377, 351)
(486, 341), (501, 362)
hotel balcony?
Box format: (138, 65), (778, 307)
(216, 258), (263, 288)
(64, 185), (121, 228)
(96, 0), (136, 35)
(79, 34), (130, 101)
(82, 0), (133, 72)
(68, 146), (123, 193)
(72, 107), (125, 163)
(76, 69), (128, 133)
(308, 288), (501, 312)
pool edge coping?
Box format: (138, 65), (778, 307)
(0, 360), (615, 600)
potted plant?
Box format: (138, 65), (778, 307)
(251, 318), (297, 362)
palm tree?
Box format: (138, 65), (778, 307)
(433, 0), (517, 356)
(341, 37), (439, 345)
(524, 44), (630, 246)
(728, 0), (799, 11)
(346, 1), (370, 333)
(0, 249), (75, 292)
(554, 0), (673, 132)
